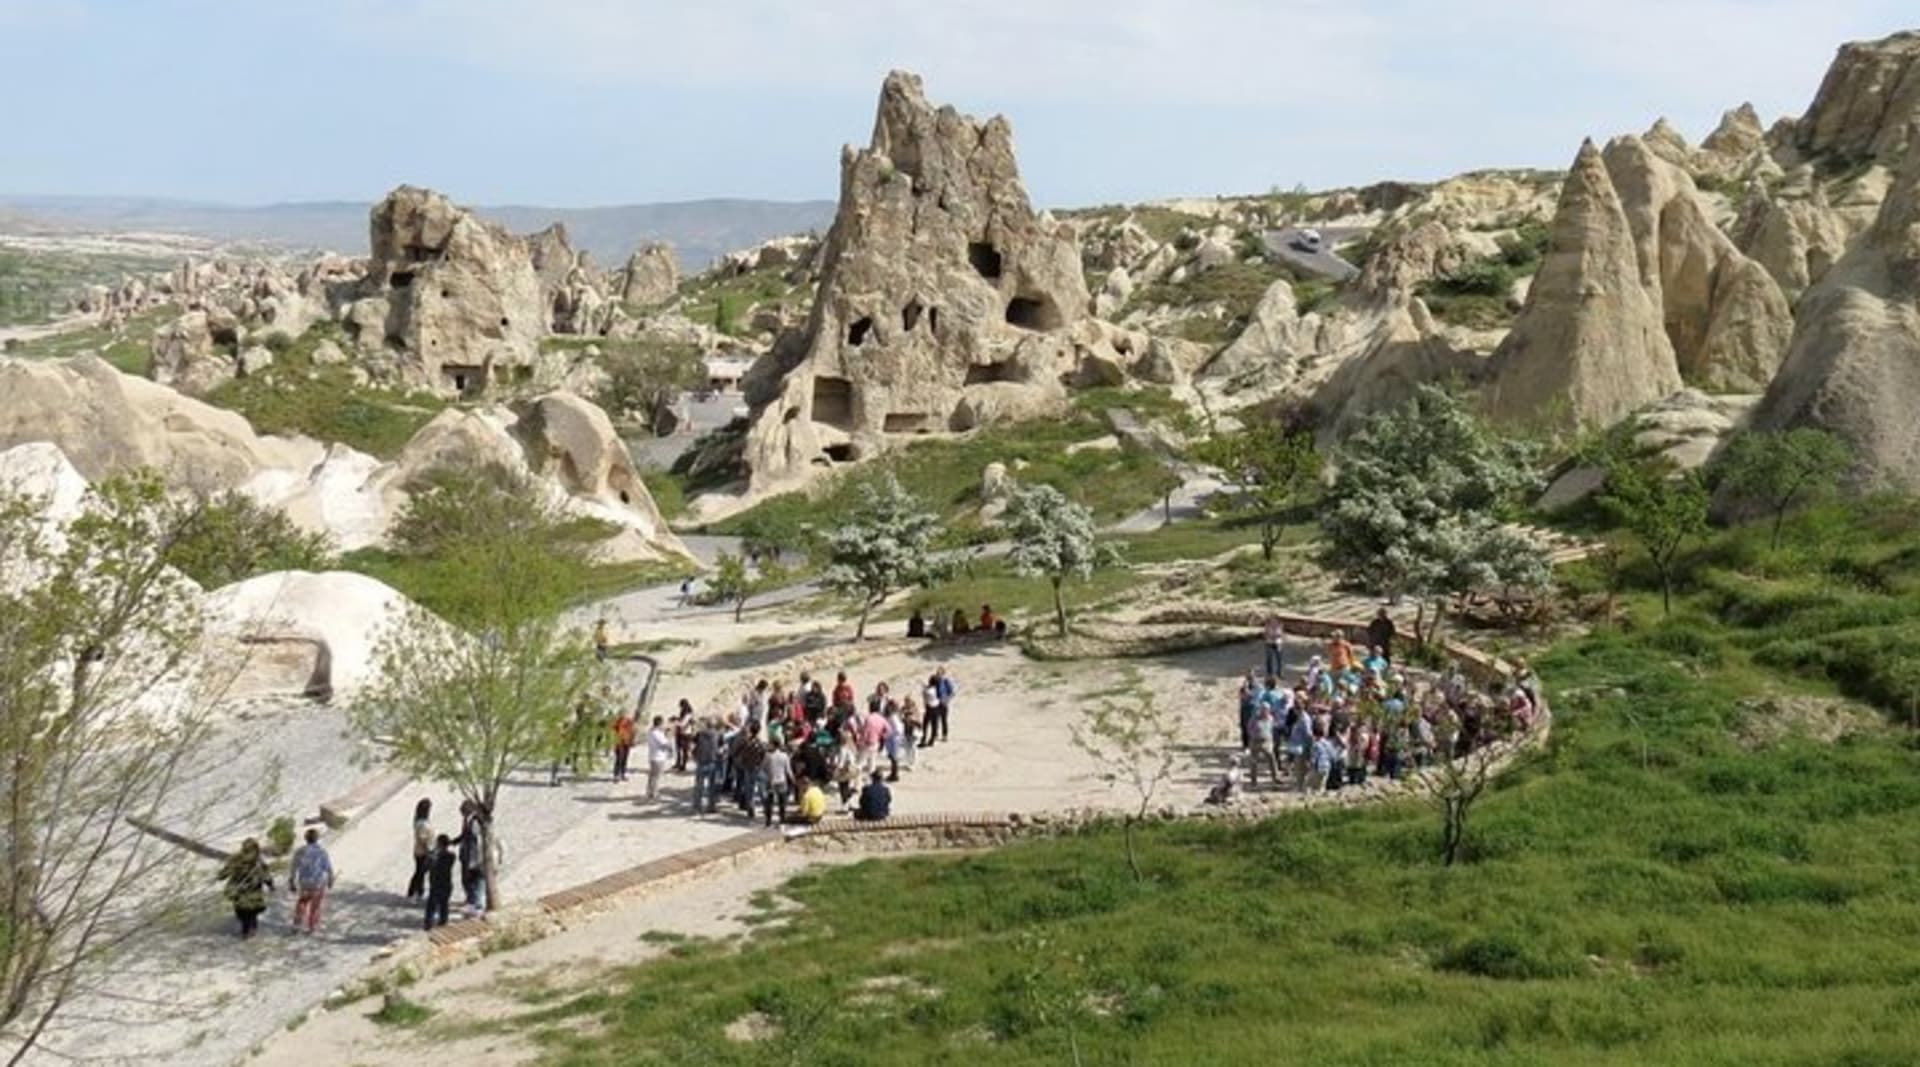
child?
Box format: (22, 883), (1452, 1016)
(424, 834), (456, 930)
(1207, 755), (1242, 806)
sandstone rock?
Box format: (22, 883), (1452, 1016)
(1642, 117), (1694, 167)
(620, 243), (681, 306)
(1355, 220), (1471, 296)
(150, 310), (232, 396)
(0, 442), (90, 527)
(203, 571), (422, 702)
(739, 71), (1106, 492)
(0, 355), (319, 492)
(514, 391), (673, 542)
(1484, 140), (1681, 428)
(1602, 135), (1792, 390)
(1732, 183), (1859, 295)
(311, 338), (350, 366)
(1192, 236), (1236, 272)
(1795, 30), (1920, 166)
(355, 186), (550, 395)
(1748, 127), (1920, 490)
(1095, 267), (1134, 318)
(237, 345), (274, 377)
(1702, 102), (1769, 163)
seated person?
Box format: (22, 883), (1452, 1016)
(907, 609), (927, 639)
(855, 771), (892, 821)
(796, 777), (828, 824)
(979, 604), (997, 633)
(951, 609), (970, 635)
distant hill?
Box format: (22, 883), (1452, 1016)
(0, 194), (837, 270)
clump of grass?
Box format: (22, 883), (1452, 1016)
(368, 993), (435, 1028)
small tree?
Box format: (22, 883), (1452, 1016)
(163, 489), (333, 588)
(820, 476), (941, 640)
(0, 472), (253, 1061)
(1070, 689), (1178, 883)
(1422, 746), (1499, 867)
(709, 550), (791, 622)
(1004, 484), (1119, 636)
(592, 340), (705, 432)
(1599, 459), (1708, 617)
(1320, 386), (1548, 644)
(1715, 428), (1850, 550)
(1193, 427), (1320, 561)
(350, 471), (605, 910)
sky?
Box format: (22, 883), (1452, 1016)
(0, 1), (1912, 209)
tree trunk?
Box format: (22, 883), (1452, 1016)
(1052, 577), (1068, 636)
(733, 594), (746, 623)
(1261, 522), (1277, 562)
(481, 786), (502, 912)
(855, 599), (872, 640)
(1123, 817), (1143, 883)
(1658, 566), (1673, 617)
(1770, 508), (1787, 552)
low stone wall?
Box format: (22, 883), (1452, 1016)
(1143, 602), (1519, 690)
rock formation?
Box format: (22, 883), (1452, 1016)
(1602, 135), (1793, 390)
(739, 71), (1145, 492)
(0, 355), (318, 491)
(1702, 103), (1769, 163)
(1795, 30), (1920, 166)
(1483, 141), (1682, 428)
(1733, 182), (1859, 296)
(620, 243), (681, 306)
(203, 570), (422, 702)
(344, 186), (551, 395)
(1195, 221), (1480, 436)
(1747, 125), (1920, 490)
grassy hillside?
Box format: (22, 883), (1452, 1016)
(476, 504), (1920, 1066)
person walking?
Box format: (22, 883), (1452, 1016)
(762, 742), (795, 826)
(422, 834), (456, 930)
(611, 709), (637, 782)
(645, 716), (673, 799)
(218, 838), (272, 939)
(405, 798), (433, 900)
(288, 828), (335, 935)
(593, 617), (611, 662)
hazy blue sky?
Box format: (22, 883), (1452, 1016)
(0, 1), (1911, 208)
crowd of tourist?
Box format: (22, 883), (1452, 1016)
(214, 605), (1545, 939)
(1214, 611), (1543, 804)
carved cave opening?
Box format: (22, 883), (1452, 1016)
(811, 376), (855, 430)
(1005, 295), (1062, 332)
(847, 316), (875, 346)
(968, 241), (1003, 281)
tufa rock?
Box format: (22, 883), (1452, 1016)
(1748, 122), (1920, 490)
(1483, 140), (1681, 428)
(620, 243), (681, 306)
(354, 186), (550, 396)
(1795, 30), (1920, 166)
(738, 71), (1114, 492)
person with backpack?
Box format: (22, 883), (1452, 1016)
(423, 834), (457, 930)
(218, 838), (272, 939)
(288, 828), (334, 935)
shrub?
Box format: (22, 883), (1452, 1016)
(163, 492), (333, 588)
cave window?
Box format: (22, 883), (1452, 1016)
(441, 288), (452, 299)
(618, 490), (631, 505)
(499, 317), (511, 328)
(847, 316), (875, 347)
(823, 444), (855, 463)
(390, 270), (415, 289)
(884, 412), (935, 434)
(902, 299), (923, 332)
(812, 376), (854, 430)
(967, 241), (1003, 281)
(444, 364), (486, 397)
(1006, 295), (1062, 332)
(928, 307), (939, 333)
(965, 361), (1018, 385)
(403, 242), (435, 264)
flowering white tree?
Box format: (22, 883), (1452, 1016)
(1320, 386), (1549, 644)
(821, 476), (942, 640)
(1005, 484), (1119, 636)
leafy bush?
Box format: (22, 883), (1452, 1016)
(163, 492), (333, 588)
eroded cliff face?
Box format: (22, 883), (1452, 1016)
(740, 70), (1163, 493)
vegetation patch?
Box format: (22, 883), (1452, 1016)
(206, 326), (447, 457)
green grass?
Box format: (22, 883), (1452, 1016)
(640, 468), (689, 523)
(204, 326), (447, 457)
(367, 993), (435, 1028)
(708, 393), (1185, 550)
(1127, 259), (1284, 319)
(676, 264), (803, 337)
(341, 546), (692, 617)
(486, 497), (1920, 1065)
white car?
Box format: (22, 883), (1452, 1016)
(1291, 228), (1324, 253)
